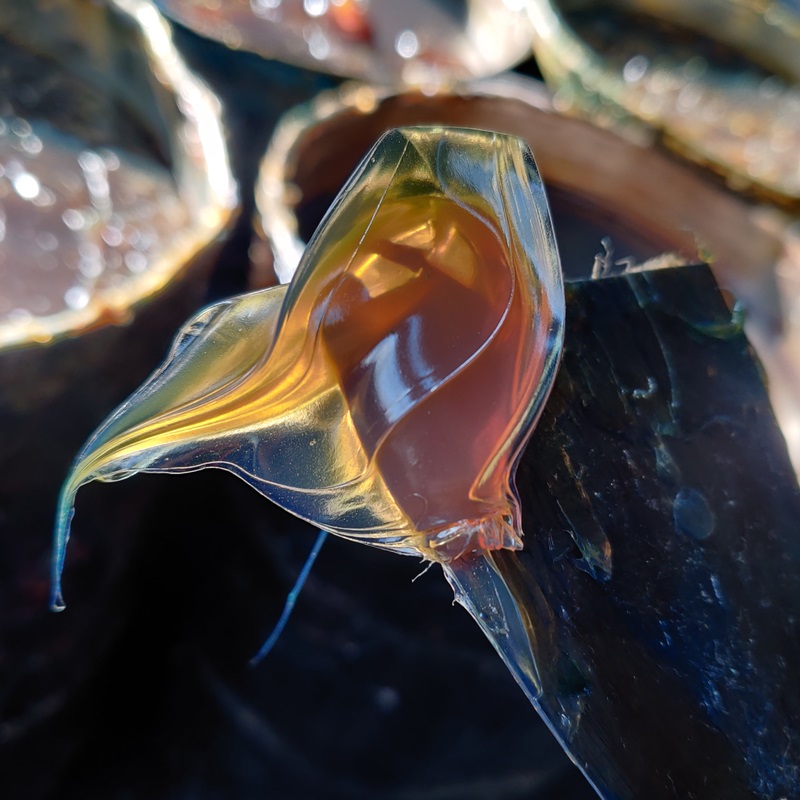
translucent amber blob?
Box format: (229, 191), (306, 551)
(52, 127), (564, 608)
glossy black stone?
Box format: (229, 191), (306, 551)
(498, 263), (800, 799)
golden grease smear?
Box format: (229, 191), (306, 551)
(0, 117), (190, 325)
(53, 128), (564, 608)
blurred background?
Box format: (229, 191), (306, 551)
(1, 1), (799, 798)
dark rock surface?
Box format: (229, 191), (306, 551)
(501, 265), (800, 798)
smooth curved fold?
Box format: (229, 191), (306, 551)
(53, 126), (565, 608)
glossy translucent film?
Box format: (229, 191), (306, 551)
(53, 126), (564, 609)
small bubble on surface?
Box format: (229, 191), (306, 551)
(395, 30), (420, 60)
(12, 171), (40, 200)
(21, 134), (43, 155)
(102, 225), (124, 247)
(304, 0), (327, 16)
(251, 0), (282, 16)
(7, 308), (33, 323)
(78, 150), (104, 173)
(35, 232), (58, 251)
(673, 487), (715, 541)
(306, 28), (331, 60)
(623, 54), (648, 83)
(62, 209), (86, 230)
(33, 187), (56, 207)
(374, 686), (400, 713)
(64, 286), (90, 310)
(124, 250), (148, 273)
(100, 149), (121, 171)
(11, 118), (32, 138)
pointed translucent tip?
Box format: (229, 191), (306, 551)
(442, 550), (541, 702)
(50, 482), (78, 612)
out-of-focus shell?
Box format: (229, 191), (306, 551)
(526, 0), (800, 206)
(154, 0), (535, 85)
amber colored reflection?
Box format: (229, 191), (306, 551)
(53, 128), (564, 612)
(321, 196), (549, 535)
(74, 193), (550, 551)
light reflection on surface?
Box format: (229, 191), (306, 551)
(0, 118), (190, 325)
(528, 0), (800, 204)
(155, 0), (534, 83)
